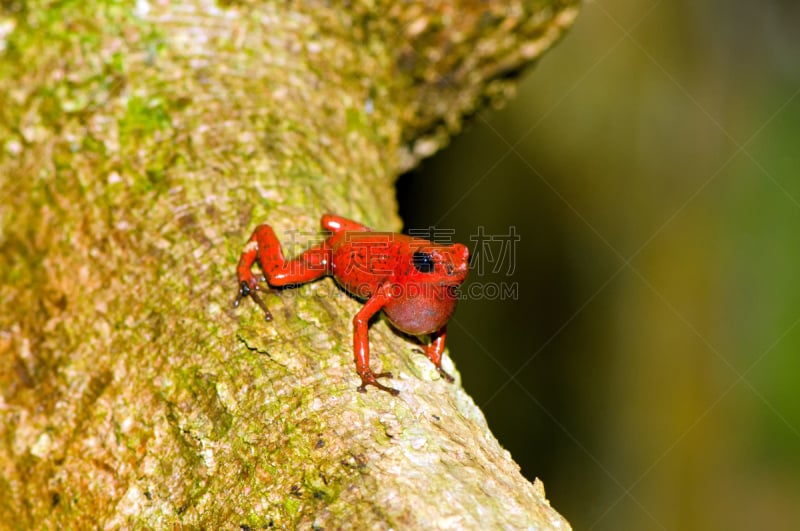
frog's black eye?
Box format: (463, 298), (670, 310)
(412, 251), (435, 273)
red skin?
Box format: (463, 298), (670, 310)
(234, 214), (470, 395)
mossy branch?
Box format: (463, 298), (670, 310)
(0, 1), (578, 528)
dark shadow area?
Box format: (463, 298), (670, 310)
(398, 1), (800, 528)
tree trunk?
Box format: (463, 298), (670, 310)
(0, 1), (578, 528)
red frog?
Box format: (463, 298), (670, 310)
(234, 214), (470, 395)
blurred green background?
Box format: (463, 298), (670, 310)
(398, 1), (800, 529)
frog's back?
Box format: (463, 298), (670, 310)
(328, 231), (415, 299)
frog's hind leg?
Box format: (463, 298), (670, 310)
(235, 224), (330, 320)
(321, 214), (370, 233)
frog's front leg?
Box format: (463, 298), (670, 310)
(416, 326), (455, 383)
(235, 224), (330, 321)
(353, 284), (399, 396)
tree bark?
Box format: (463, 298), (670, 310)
(0, 1), (578, 528)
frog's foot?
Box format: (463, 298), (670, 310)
(357, 370), (400, 396)
(437, 366), (455, 383)
(412, 347), (455, 383)
(233, 276), (274, 321)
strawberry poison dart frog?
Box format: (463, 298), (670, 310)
(234, 214), (470, 395)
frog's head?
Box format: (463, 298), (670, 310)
(409, 243), (469, 288)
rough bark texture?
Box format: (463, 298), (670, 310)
(0, 1), (578, 528)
